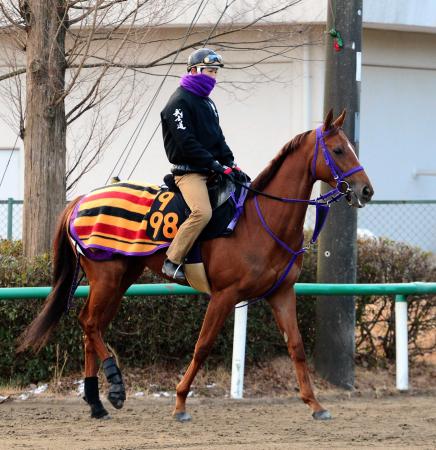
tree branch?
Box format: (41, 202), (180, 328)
(68, 0), (129, 25)
(0, 68), (26, 82)
(0, 3), (26, 30)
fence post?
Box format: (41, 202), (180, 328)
(230, 301), (248, 399)
(395, 294), (408, 390)
(7, 198), (13, 240)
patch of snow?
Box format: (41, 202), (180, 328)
(32, 384), (48, 395)
(357, 228), (376, 239)
(153, 391), (171, 398)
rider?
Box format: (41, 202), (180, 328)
(160, 48), (241, 281)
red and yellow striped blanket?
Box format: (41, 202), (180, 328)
(69, 182), (170, 258)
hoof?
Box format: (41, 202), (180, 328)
(312, 409), (332, 420)
(108, 384), (126, 410)
(94, 412), (112, 420)
(108, 395), (125, 410)
(173, 411), (192, 422)
(90, 401), (110, 419)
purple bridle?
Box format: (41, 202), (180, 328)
(238, 126), (364, 307)
(311, 126), (364, 202)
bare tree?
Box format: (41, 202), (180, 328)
(0, 0), (313, 256)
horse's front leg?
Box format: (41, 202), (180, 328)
(268, 286), (332, 420)
(174, 292), (235, 422)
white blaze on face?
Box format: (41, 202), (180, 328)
(347, 140), (357, 157)
(341, 131), (357, 157)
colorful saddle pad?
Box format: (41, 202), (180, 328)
(69, 180), (248, 261)
(70, 182), (170, 259)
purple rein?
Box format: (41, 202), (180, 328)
(239, 126), (364, 307)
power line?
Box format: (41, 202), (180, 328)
(0, 133), (20, 190)
(127, 121), (161, 178)
(128, 0), (236, 179)
(113, 0), (209, 179)
(106, 0), (210, 183)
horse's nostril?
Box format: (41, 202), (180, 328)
(362, 185), (373, 200)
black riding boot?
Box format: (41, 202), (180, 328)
(103, 357), (126, 409)
(84, 376), (109, 419)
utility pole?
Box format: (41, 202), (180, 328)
(314, 0), (362, 389)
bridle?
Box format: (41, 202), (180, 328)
(235, 125), (365, 308)
(311, 126), (364, 206)
(234, 126), (364, 207)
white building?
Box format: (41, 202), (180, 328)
(0, 0), (435, 249)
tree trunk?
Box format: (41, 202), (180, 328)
(22, 1), (67, 257)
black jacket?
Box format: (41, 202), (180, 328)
(161, 86), (234, 171)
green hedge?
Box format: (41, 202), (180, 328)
(0, 238), (434, 384)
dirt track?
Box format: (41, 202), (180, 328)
(1, 393), (435, 449)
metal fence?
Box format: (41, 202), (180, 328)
(1, 199), (436, 253)
(0, 199), (23, 240)
(304, 200), (436, 253)
(358, 200), (436, 253)
(2, 281), (436, 392)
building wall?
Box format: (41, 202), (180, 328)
(360, 29), (436, 201)
(364, 0), (436, 32)
(358, 28), (436, 251)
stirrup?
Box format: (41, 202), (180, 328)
(162, 259), (186, 281)
(173, 263), (184, 279)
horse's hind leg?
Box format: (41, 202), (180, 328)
(80, 286), (127, 413)
(79, 298), (110, 419)
(78, 259), (132, 416)
(174, 292), (235, 422)
(268, 286), (332, 420)
(95, 258), (148, 410)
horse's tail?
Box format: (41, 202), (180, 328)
(17, 197), (83, 353)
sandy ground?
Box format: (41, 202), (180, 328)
(1, 392), (436, 450)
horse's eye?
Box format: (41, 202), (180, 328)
(333, 147), (343, 155)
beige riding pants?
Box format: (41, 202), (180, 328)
(166, 173), (212, 264)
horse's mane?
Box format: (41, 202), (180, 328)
(251, 130), (311, 191)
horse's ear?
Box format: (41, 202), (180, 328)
(333, 109), (347, 128)
(323, 109), (334, 131)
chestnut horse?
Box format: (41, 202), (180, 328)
(18, 110), (373, 421)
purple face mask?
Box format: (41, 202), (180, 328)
(180, 73), (217, 97)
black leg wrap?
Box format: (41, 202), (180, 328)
(102, 357), (126, 409)
(83, 377), (109, 419)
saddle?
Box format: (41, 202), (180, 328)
(149, 174), (242, 243)
(163, 173), (235, 210)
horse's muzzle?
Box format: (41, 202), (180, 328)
(347, 183), (374, 208)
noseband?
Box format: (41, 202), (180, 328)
(237, 126), (365, 308)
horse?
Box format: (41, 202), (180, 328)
(17, 109), (373, 421)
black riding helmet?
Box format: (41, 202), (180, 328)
(187, 48), (224, 72)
